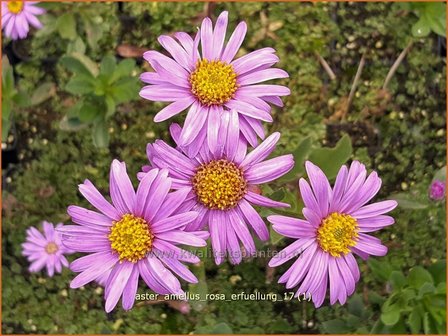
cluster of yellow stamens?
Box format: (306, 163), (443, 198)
(317, 212), (359, 257)
(45, 242), (59, 255)
(7, 1), (24, 14)
(189, 59), (238, 106)
(108, 214), (154, 263)
(192, 159), (247, 210)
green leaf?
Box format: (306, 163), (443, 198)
(2, 116), (11, 142)
(412, 17), (431, 37)
(428, 260), (446, 284)
(2, 56), (15, 97)
(12, 90), (31, 107)
(389, 271), (406, 290)
(82, 15), (104, 51)
(79, 102), (101, 123)
(67, 37), (86, 54)
(110, 77), (139, 103)
(308, 134), (352, 180)
(91, 120), (109, 148)
(381, 306), (401, 326)
(423, 3), (446, 37)
(30, 82), (55, 105)
(65, 76), (95, 95)
(368, 259), (394, 282)
(210, 322), (233, 334)
(408, 266), (433, 288)
(60, 53), (98, 77)
(56, 13), (77, 40)
(390, 192), (429, 209)
(408, 307), (422, 333)
(347, 294), (364, 317)
(279, 136), (312, 182)
(321, 319), (351, 333)
(418, 282), (436, 298)
(110, 59), (136, 83)
(100, 55), (116, 76)
(423, 312), (432, 334)
(105, 95), (116, 117)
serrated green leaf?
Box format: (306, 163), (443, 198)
(418, 282), (436, 298)
(389, 271), (406, 290)
(423, 312), (432, 334)
(408, 306), (423, 333)
(409, 266), (433, 288)
(308, 134), (352, 180)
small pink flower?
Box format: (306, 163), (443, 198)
(2, 1), (45, 40)
(429, 179), (445, 201)
(22, 221), (72, 277)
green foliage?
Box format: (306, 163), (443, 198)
(1, 57), (55, 142)
(60, 53), (139, 148)
(377, 262), (446, 334)
(406, 2), (446, 38)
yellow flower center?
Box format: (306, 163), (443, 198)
(317, 212), (359, 257)
(7, 1), (24, 14)
(45, 242), (59, 254)
(108, 214), (154, 263)
(189, 59), (238, 106)
(192, 159), (247, 210)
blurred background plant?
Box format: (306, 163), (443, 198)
(2, 1), (446, 334)
(59, 54), (138, 147)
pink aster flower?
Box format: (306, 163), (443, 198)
(61, 160), (208, 312)
(2, 1), (45, 40)
(22, 221), (72, 277)
(429, 179), (445, 201)
(142, 110), (294, 265)
(268, 161), (398, 307)
(139, 11), (290, 154)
